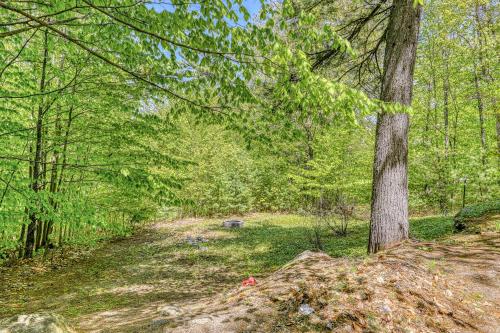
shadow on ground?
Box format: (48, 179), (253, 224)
(0, 214), (456, 332)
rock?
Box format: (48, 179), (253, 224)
(149, 319), (168, 328)
(222, 220), (244, 228)
(158, 305), (182, 317)
(298, 303), (314, 316)
(381, 303), (392, 314)
(186, 236), (209, 247)
(186, 236), (197, 246)
(195, 236), (208, 243)
(0, 313), (76, 333)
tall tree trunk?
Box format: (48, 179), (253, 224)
(422, 80), (433, 199)
(24, 29), (49, 259)
(443, 57), (450, 157)
(485, 4), (499, 163)
(19, 139), (34, 258)
(368, 0), (421, 253)
(496, 112), (500, 163)
(35, 106), (50, 250)
(441, 55), (451, 214)
(473, 2), (488, 166)
(43, 106), (63, 247)
(473, 66), (487, 164)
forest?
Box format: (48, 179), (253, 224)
(0, 0), (498, 332)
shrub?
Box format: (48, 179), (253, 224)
(453, 200), (500, 232)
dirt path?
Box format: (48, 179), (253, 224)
(0, 215), (498, 332)
(0, 218), (245, 332)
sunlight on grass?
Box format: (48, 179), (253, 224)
(0, 213), (454, 322)
(179, 213), (454, 275)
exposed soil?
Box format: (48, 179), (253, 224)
(0, 218), (243, 333)
(0, 217), (498, 333)
(164, 234), (500, 333)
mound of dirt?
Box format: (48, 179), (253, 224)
(162, 235), (499, 333)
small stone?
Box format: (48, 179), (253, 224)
(381, 303), (392, 314)
(222, 220), (244, 228)
(298, 303), (314, 315)
(158, 305), (182, 317)
(150, 319), (168, 328)
(186, 236), (197, 246)
(195, 236), (208, 242)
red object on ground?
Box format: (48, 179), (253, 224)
(242, 276), (256, 287)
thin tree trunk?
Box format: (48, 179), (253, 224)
(443, 57), (450, 157)
(19, 139), (34, 258)
(17, 224), (26, 259)
(496, 112), (500, 162)
(473, 2), (488, 166)
(43, 106), (63, 247)
(36, 103), (51, 250)
(484, 4), (499, 163)
(57, 106), (74, 192)
(422, 80), (432, 198)
(441, 55), (451, 214)
(24, 29), (49, 259)
(474, 66), (487, 159)
(35, 221), (44, 251)
(368, 0), (421, 253)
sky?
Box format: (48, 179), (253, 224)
(148, 1), (262, 25)
(243, 1), (262, 18)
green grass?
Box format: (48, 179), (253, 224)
(454, 200), (500, 220)
(174, 214), (455, 274)
(410, 215), (455, 240)
(453, 200), (500, 232)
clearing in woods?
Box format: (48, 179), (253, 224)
(0, 214), (498, 332)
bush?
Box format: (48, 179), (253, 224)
(453, 200), (500, 232)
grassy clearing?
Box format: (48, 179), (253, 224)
(176, 214), (454, 273)
(0, 213), (454, 325)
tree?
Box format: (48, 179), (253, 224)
(409, 0), (498, 212)
(0, 0), (266, 259)
(368, 0), (422, 253)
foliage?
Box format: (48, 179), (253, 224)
(409, 0), (499, 213)
(454, 200), (500, 232)
(0, 0), (498, 259)
(0, 0), (271, 258)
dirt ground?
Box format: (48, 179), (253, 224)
(0, 216), (498, 333)
(0, 218), (241, 332)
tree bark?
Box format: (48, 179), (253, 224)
(368, 0), (421, 253)
(443, 56), (450, 157)
(496, 112), (500, 162)
(441, 55), (451, 214)
(24, 29), (49, 259)
(473, 2), (488, 165)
